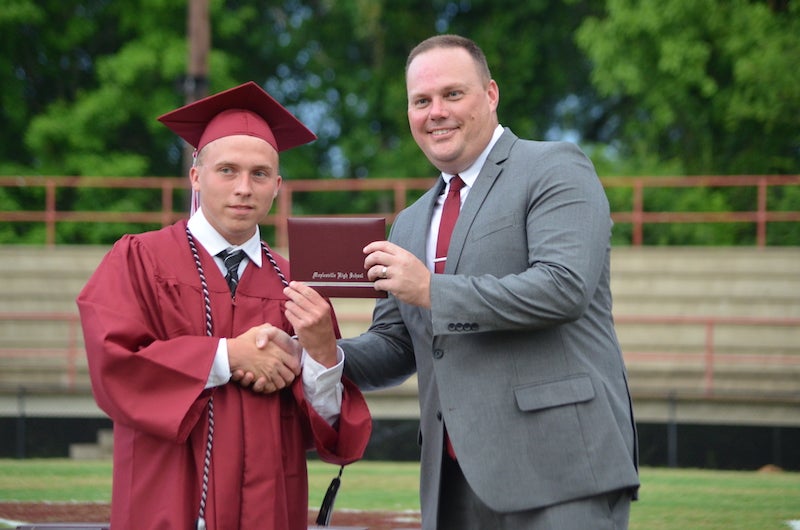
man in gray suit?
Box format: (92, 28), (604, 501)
(265, 34), (637, 529)
(336, 34), (639, 529)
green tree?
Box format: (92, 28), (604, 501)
(262, 0), (607, 215)
(4, 0), (607, 178)
(3, 0), (796, 245)
(575, 0), (800, 245)
(576, 0), (800, 175)
(0, 0), (124, 175)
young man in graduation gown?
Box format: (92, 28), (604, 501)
(77, 81), (371, 530)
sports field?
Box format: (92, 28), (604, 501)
(0, 460), (798, 529)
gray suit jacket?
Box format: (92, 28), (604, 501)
(341, 129), (639, 527)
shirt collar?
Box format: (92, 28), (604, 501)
(441, 124), (504, 188)
(186, 208), (263, 267)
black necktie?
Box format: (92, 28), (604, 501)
(218, 249), (246, 296)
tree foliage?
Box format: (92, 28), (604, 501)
(576, 0), (800, 175)
(1, 0), (607, 179)
(0, 0), (797, 245)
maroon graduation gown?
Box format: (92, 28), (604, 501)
(77, 221), (371, 530)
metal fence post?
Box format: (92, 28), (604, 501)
(16, 386), (26, 459)
(667, 391), (678, 468)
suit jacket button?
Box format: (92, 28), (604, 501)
(433, 349), (444, 359)
(447, 323), (456, 331)
(471, 323), (479, 331)
(455, 323), (463, 331)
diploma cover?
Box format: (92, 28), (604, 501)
(288, 217), (387, 298)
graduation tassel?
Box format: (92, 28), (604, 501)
(315, 465), (344, 526)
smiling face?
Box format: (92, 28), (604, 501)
(190, 134), (281, 245)
(406, 45), (499, 175)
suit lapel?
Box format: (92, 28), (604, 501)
(445, 129), (517, 273)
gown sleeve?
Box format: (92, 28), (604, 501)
(291, 375), (371, 465)
(77, 235), (216, 442)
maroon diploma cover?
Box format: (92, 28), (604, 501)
(288, 217), (387, 298)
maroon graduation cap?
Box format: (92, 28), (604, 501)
(157, 81), (317, 153)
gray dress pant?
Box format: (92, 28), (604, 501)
(438, 455), (632, 530)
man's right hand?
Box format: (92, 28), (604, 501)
(228, 324), (301, 393)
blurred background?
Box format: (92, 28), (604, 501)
(1, 0), (798, 243)
(0, 0), (798, 470)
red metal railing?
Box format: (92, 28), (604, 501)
(329, 311), (800, 397)
(1, 174), (798, 247)
(603, 174), (800, 246)
(0, 312), (83, 390)
(613, 315), (800, 397)
(0, 310), (797, 394)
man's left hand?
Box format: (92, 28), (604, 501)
(365, 240), (432, 308)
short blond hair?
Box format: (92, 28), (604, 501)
(405, 34), (492, 84)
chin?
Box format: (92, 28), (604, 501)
(431, 159), (460, 174)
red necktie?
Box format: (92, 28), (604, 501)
(435, 175), (465, 274)
(434, 176), (464, 460)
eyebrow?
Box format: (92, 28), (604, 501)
(214, 160), (275, 171)
(410, 82), (469, 97)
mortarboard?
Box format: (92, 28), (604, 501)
(157, 81), (317, 153)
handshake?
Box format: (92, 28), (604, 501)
(228, 280), (339, 394)
(226, 239), (429, 394)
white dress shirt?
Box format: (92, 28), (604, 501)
(426, 125), (505, 271)
(187, 208), (344, 425)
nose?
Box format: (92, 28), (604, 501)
(233, 174), (253, 196)
(429, 97), (449, 120)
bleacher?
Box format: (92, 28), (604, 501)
(1, 245), (799, 428)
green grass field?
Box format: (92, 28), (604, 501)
(0, 460), (799, 529)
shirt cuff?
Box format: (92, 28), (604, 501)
(205, 338), (232, 388)
(301, 346), (345, 426)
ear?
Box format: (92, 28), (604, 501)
(189, 166), (201, 192)
(487, 79), (500, 112)
(274, 175), (282, 198)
